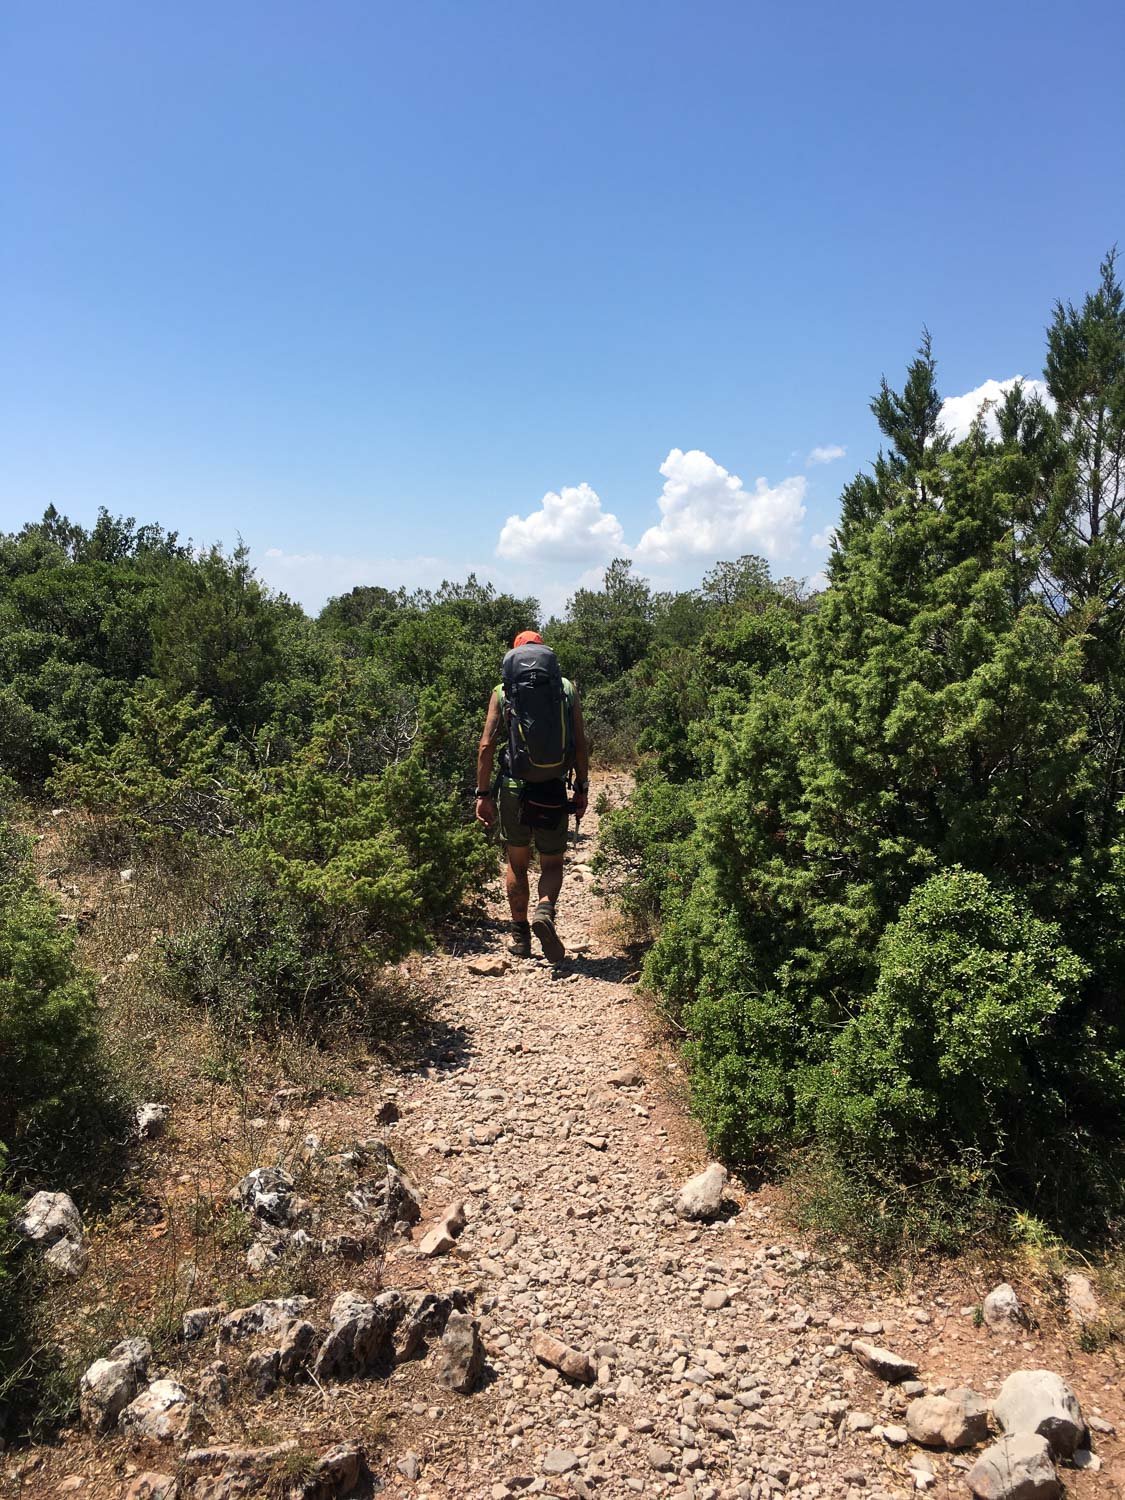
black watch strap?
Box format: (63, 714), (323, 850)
(474, 788), (491, 799)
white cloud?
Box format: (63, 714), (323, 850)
(635, 448), (806, 566)
(807, 443), (846, 466)
(810, 525), (837, 551)
(939, 376), (1053, 442)
(496, 481), (625, 563)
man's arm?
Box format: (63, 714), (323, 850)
(475, 690), (502, 826)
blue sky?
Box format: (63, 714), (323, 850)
(3, 0), (1123, 614)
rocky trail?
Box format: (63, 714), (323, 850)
(6, 776), (1124, 1500)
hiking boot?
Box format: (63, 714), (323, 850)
(531, 900), (565, 963)
(508, 920), (532, 959)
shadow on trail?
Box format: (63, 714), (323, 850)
(560, 951), (639, 986)
(369, 987), (475, 1075)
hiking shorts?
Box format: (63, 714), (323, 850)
(497, 778), (569, 856)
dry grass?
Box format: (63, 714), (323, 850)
(8, 812), (418, 1440)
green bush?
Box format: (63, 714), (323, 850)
(48, 684), (234, 843)
(815, 870), (1087, 1160)
(0, 815), (125, 1435)
(805, 869), (1120, 1243)
(593, 772), (699, 939)
(160, 852), (372, 1032)
(0, 823), (123, 1183)
(610, 261), (1125, 1248)
(163, 702), (495, 1033)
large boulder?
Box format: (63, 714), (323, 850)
(906, 1389), (989, 1449)
(293, 1442), (368, 1499)
(437, 1310), (483, 1393)
(278, 1318), (320, 1380)
(80, 1357), (138, 1433)
(379, 1165), (422, 1228)
(15, 1190), (82, 1245)
(44, 1234), (89, 1278)
(967, 1435), (1060, 1500)
(531, 1331), (595, 1384)
(313, 1290), (402, 1381)
(182, 1304), (225, 1340)
(120, 1379), (197, 1445)
(79, 1338), (153, 1433)
(135, 1103), (170, 1140)
(125, 1477), (178, 1500)
(15, 1190), (87, 1276)
(1063, 1273), (1100, 1324)
(993, 1370), (1086, 1458)
(418, 1201), (467, 1257)
(675, 1163), (728, 1221)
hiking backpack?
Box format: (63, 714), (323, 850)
(499, 642), (575, 784)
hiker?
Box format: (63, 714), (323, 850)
(475, 630), (589, 961)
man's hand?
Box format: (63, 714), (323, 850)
(475, 794), (496, 828)
(573, 791), (589, 819)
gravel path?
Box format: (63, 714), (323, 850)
(379, 780), (920, 1500)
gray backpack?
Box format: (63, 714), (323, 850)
(498, 643), (575, 784)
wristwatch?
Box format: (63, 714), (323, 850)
(474, 788), (492, 799)
(574, 780), (589, 793)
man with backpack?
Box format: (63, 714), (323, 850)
(475, 630), (589, 962)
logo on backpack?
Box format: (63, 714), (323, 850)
(499, 642), (575, 784)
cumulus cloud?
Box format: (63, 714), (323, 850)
(807, 443), (846, 466)
(939, 376), (1053, 442)
(496, 481), (625, 563)
(810, 525), (837, 551)
(634, 448), (806, 566)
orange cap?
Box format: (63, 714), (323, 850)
(513, 630), (543, 647)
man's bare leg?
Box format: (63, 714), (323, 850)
(537, 853), (564, 908)
(531, 852), (566, 962)
(505, 845), (534, 957)
(505, 844), (532, 920)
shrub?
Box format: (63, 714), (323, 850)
(612, 267), (1125, 1247)
(593, 772), (699, 940)
(808, 869), (1118, 1240)
(160, 850), (372, 1032)
(0, 815), (125, 1435)
(163, 708), (495, 1034)
(0, 822), (123, 1184)
(48, 685), (234, 843)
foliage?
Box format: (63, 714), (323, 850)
(0, 818), (123, 1184)
(601, 256), (1125, 1247)
(48, 685), (234, 841)
(151, 546), (288, 736)
(0, 808), (125, 1435)
(162, 695), (493, 1031)
(593, 772), (699, 940)
(0, 510), (187, 782)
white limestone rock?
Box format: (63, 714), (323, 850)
(675, 1163), (728, 1221)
